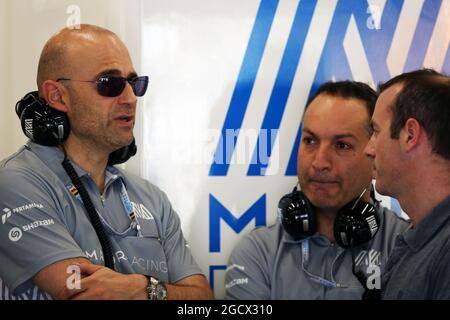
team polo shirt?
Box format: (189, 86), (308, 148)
(225, 206), (409, 300)
(0, 141), (202, 299)
(381, 195), (450, 299)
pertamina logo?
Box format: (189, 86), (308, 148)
(1, 203), (44, 224)
(2, 208), (12, 224)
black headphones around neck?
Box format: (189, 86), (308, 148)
(15, 91), (137, 166)
(278, 186), (380, 248)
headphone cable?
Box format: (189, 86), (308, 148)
(60, 146), (115, 270)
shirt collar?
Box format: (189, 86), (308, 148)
(281, 227), (334, 247)
(402, 194), (450, 252)
(26, 140), (125, 188)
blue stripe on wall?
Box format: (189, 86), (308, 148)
(248, 0), (317, 176)
(403, 0), (442, 72)
(443, 44), (450, 75)
(209, 0), (279, 176)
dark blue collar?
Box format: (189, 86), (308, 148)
(402, 194), (450, 252)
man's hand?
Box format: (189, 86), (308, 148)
(71, 263), (215, 300)
(34, 258), (214, 300)
(33, 258), (147, 300)
(68, 263), (148, 300)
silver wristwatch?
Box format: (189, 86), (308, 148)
(146, 276), (168, 300)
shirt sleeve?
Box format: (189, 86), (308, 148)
(0, 168), (86, 295)
(158, 191), (204, 283)
(225, 233), (271, 300)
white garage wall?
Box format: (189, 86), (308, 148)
(0, 0), (13, 159)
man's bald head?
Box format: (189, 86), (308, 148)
(36, 24), (118, 95)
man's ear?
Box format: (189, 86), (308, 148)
(41, 80), (69, 112)
(400, 118), (422, 153)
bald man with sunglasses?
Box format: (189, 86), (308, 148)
(0, 25), (213, 300)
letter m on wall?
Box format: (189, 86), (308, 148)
(209, 194), (266, 252)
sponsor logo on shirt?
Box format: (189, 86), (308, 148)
(22, 219), (55, 232)
(131, 202), (154, 220)
(2, 208), (11, 224)
(84, 249), (168, 273)
(8, 227), (22, 242)
(7, 219), (55, 242)
(355, 249), (381, 267)
(225, 265), (248, 289)
(225, 277), (249, 289)
(1, 203), (44, 224)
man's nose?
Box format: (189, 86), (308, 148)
(119, 81), (138, 105)
(311, 145), (332, 171)
(364, 136), (376, 159)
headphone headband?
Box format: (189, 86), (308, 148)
(15, 91), (136, 165)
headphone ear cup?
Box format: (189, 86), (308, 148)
(16, 91), (70, 146)
(278, 190), (317, 240)
(334, 200), (380, 248)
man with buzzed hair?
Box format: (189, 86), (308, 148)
(0, 25), (214, 300)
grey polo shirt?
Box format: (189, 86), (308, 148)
(381, 195), (450, 300)
(225, 206), (409, 300)
(0, 141), (202, 300)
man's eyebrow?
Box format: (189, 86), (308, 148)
(302, 128), (316, 136)
(127, 71), (138, 78)
(303, 128), (356, 140)
(334, 134), (356, 140)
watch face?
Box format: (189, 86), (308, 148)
(147, 276), (167, 300)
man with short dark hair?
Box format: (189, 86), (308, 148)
(364, 69), (450, 299)
(225, 81), (408, 299)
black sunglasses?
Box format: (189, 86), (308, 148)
(57, 75), (149, 97)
